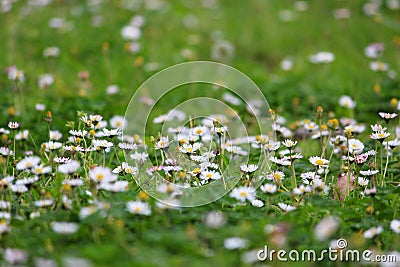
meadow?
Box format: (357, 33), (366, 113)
(0, 0), (400, 266)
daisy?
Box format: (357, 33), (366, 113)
(239, 164), (258, 173)
(98, 181), (129, 192)
(378, 112), (397, 123)
(130, 152), (148, 162)
(312, 178), (330, 194)
(371, 124), (387, 133)
(0, 201), (10, 209)
(339, 95), (356, 109)
(203, 211), (226, 229)
(371, 131), (391, 142)
(369, 61), (388, 72)
(282, 139), (297, 149)
(390, 219), (400, 234)
(200, 170), (221, 180)
(43, 46), (60, 57)
(179, 142), (201, 154)
(263, 140), (280, 152)
(49, 130), (62, 140)
(0, 147), (13, 156)
(101, 128), (122, 138)
(309, 156), (330, 168)
(229, 187), (256, 202)
(32, 165), (52, 175)
(293, 184), (312, 195)
(110, 115), (127, 129)
(360, 169), (379, 176)
(53, 157), (71, 164)
(63, 145), (84, 153)
(358, 177), (369, 187)
(225, 146), (248, 156)
(10, 184), (28, 193)
(304, 122), (319, 131)
(369, 132), (390, 143)
(364, 43), (384, 59)
(155, 136), (170, 150)
(251, 199), (264, 207)
(8, 121), (20, 130)
(309, 51), (335, 64)
(0, 221), (10, 234)
(92, 139), (114, 151)
(223, 237), (247, 250)
(106, 85), (119, 95)
(212, 126), (228, 135)
(387, 139), (400, 149)
(260, 183), (277, 193)
(348, 138), (364, 154)
(363, 226), (383, 239)
(62, 179), (84, 187)
(112, 162), (138, 175)
(191, 126), (209, 136)
(51, 222), (79, 234)
(269, 156), (291, 166)
(34, 199), (54, 207)
(314, 216), (339, 241)
(3, 248), (27, 265)
(364, 187), (377, 196)
(58, 160), (80, 174)
(126, 201), (151, 216)
(15, 130), (29, 140)
(278, 203), (296, 212)
(211, 40), (234, 61)
(280, 58), (293, 71)
(266, 171), (285, 183)
(118, 142), (137, 150)
(16, 156), (41, 170)
(42, 141), (62, 151)
(38, 74), (54, 89)
(89, 166), (117, 183)
(8, 68), (25, 82)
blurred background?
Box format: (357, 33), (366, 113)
(1, 0), (399, 125)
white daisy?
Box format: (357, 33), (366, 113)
(229, 187), (256, 202)
(278, 203), (296, 212)
(89, 166), (117, 183)
(360, 169), (379, 176)
(309, 156), (330, 168)
(58, 160), (80, 174)
(348, 138), (364, 154)
(239, 164), (258, 173)
(224, 237), (247, 250)
(200, 170), (221, 180)
(51, 222), (79, 234)
(109, 115), (127, 129)
(363, 226), (383, 239)
(260, 183), (277, 194)
(126, 201), (151, 216)
(339, 95), (356, 109)
(16, 156), (41, 170)
(390, 219), (400, 234)
(155, 136), (170, 150)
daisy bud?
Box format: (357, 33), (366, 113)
(269, 109), (276, 120)
(316, 106), (323, 118)
(45, 111), (53, 122)
(8, 107), (15, 117)
(327, 119), (339, 130)
(102, 42), (109, 53)
(390, 98), (398, 108)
